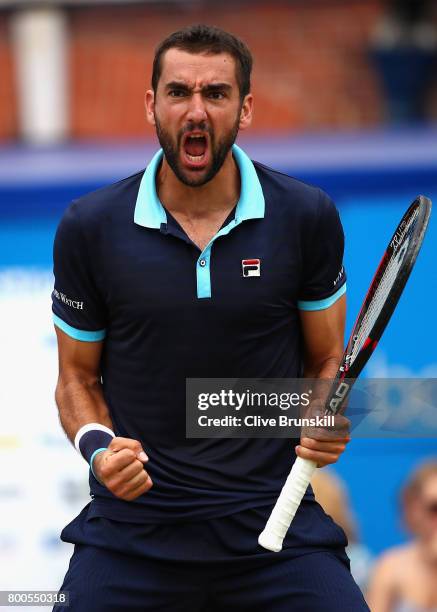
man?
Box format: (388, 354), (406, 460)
(52, 24), (369, 611)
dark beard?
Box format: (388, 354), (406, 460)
(154, 116), (240, 187)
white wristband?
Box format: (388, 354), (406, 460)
(74, 423), (115, 453)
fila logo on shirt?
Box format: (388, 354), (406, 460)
(242, 259), (261, 277)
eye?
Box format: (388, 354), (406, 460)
(208, 91), (225, 100)
(169, 89), (187, 98)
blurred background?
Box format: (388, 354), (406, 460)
(0, 0), (436, 607)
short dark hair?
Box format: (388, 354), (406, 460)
(152, 24), (252, 100)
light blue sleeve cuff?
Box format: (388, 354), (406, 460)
(53, 314), (106, 342)
(90, 447), (108, 484)
(298, 283), (346, 312)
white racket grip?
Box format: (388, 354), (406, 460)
(258, 457), (317, 552)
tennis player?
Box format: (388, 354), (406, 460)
(52, 24), (369, 611)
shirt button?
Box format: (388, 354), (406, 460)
(199, 259), (206, 267)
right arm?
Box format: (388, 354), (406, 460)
(54, 325), (153, 501)
(54, 327), (113, 438)
(53, 202), (152, 501)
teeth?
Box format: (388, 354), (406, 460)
(189, 135), (205, 139)
(187, 154), (205, 161)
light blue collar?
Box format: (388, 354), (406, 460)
(134, 143), (265, 228)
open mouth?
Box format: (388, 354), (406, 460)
(182, 133), (209, 167)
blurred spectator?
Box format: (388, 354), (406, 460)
(366, 460), (437, 612)
(370, 0), (437, 123)
(312, 469), (373, 592)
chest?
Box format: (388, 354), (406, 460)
(100, 218), (302, 327)
(168, 210), (234, 252)
(396, 560), (437, 607)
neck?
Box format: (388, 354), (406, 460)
(156, 149), (240, 218)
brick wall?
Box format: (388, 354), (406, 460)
(69, 1), (384, 138)
(0, 12), (18, 141)
(11, 1), (435, 141)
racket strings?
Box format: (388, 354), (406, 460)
(349, 209), (419, 363)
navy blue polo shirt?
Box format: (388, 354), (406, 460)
(52, 144), (346, 525)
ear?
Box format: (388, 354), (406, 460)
(145, 89), (156, 126)
(238, 93), (253, 131)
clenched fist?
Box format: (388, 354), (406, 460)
(92, 437), (153, 501)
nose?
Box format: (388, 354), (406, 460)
(186, 91), (207, 123)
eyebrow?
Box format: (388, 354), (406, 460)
(164, 81), (233, 93)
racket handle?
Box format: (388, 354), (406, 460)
(258, 457), (317, 552)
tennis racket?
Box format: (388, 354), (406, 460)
(258, 195), (432, 552)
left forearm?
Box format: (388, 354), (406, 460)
(303, 354), (341, 379)
(300, 295), (346, 381)
(298, 298), (349, 467)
